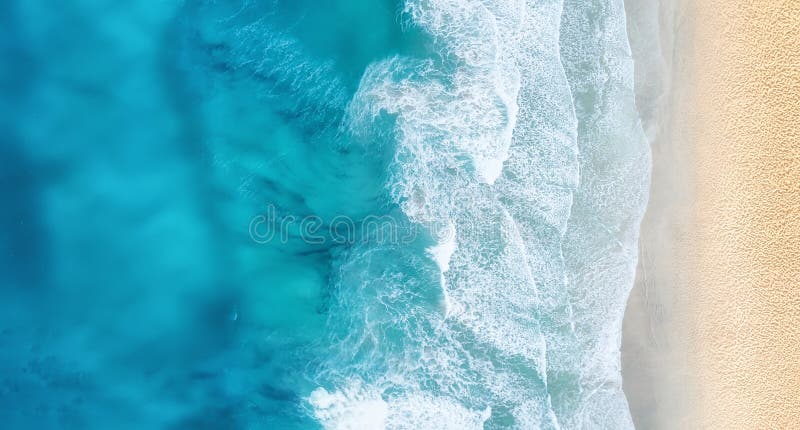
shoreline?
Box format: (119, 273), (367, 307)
(622, 0), (800, 428)
(622, 1), (697, 427)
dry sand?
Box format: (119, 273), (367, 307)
(622, 0), (800, 428)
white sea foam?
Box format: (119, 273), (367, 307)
(313, 0), (650, 428)
(309, 383), (389, 430)
(551, 0), (651, 427)
(426, 222), (456, 273)
(427, 222), (457, 315)
(309, 381), (490, 430)
(320, 0), (560, 426)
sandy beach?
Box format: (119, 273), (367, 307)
(622, 0), (800, 428)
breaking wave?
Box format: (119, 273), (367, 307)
(307, 0), (651, 429)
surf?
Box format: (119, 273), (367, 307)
(308, 0), (650, 428)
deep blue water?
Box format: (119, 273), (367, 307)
(0, 1), (650, 429)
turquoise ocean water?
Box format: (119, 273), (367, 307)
(0, 0), (650, 428)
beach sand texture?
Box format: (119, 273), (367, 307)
(692, 1), (800, 427)
(623, 0), (800, 428)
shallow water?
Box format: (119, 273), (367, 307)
(0, 1), (649, 428)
